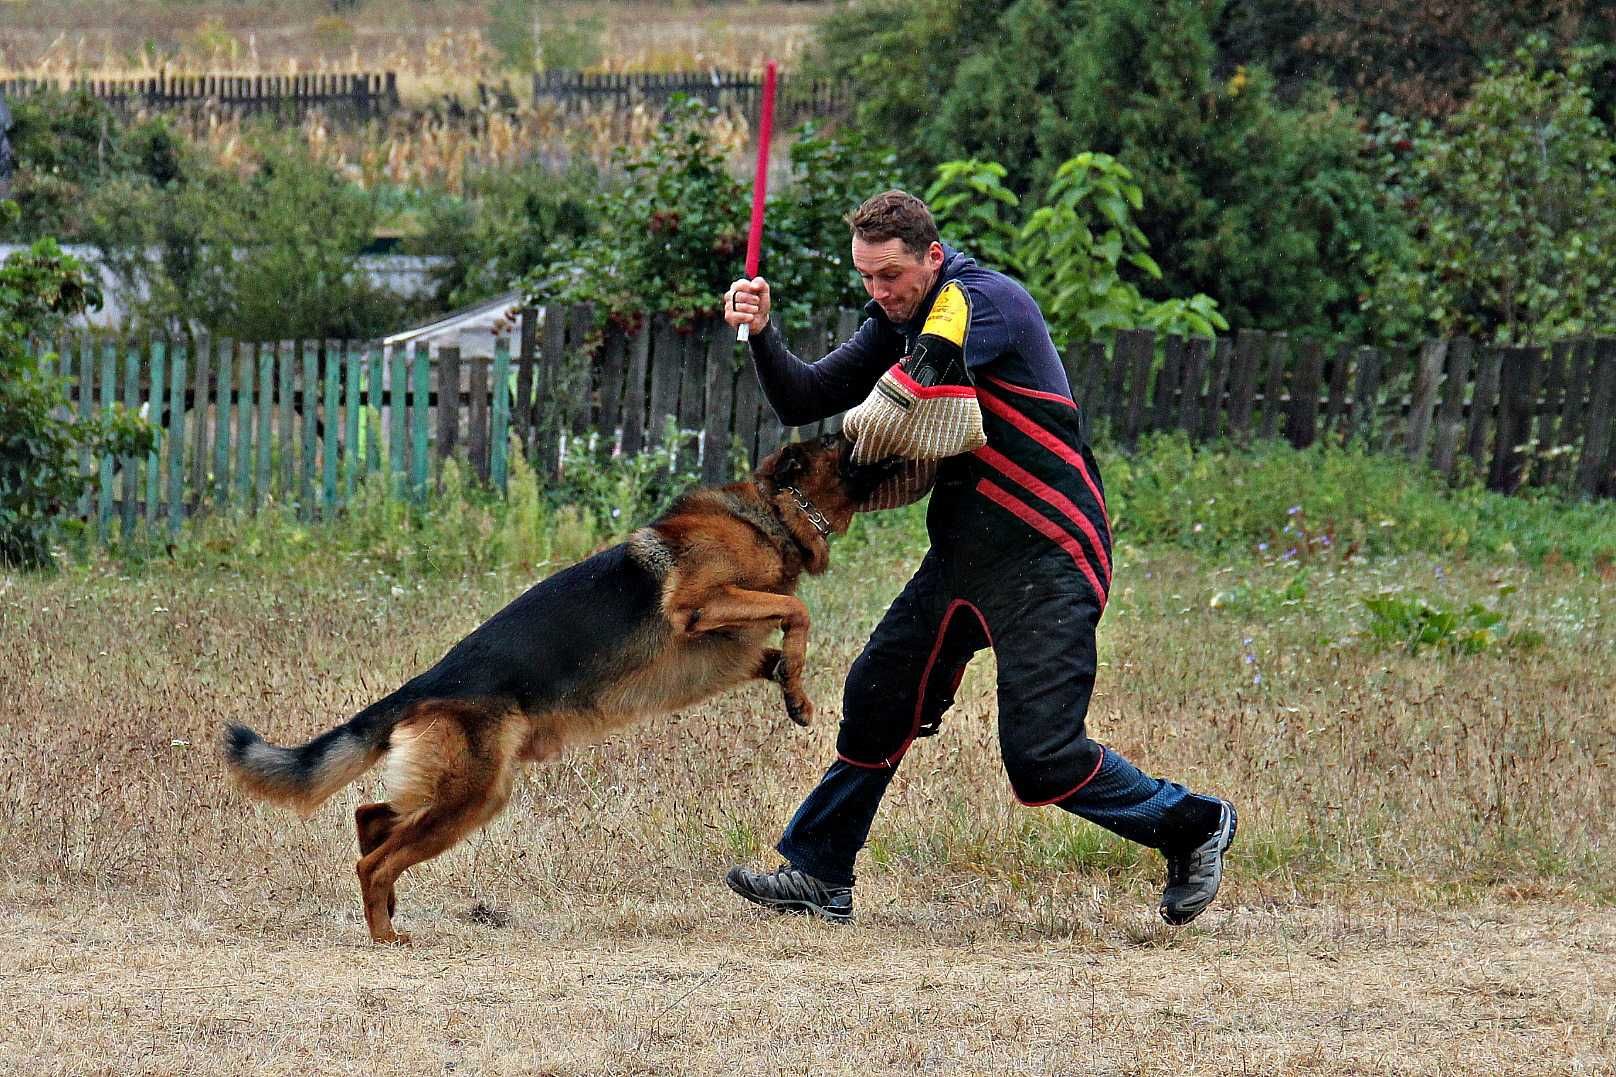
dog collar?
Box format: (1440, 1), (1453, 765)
(783, 484), (832, 536)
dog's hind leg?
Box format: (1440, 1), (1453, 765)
(357, 808), (465, 944)
(356, 706), (520, 943)
(355, 803), (399, 917)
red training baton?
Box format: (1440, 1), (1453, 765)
(737, 59), (777, 342)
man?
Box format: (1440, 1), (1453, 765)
(721, 190), (1236, 926)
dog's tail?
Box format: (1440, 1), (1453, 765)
(221, 695), (409, 817)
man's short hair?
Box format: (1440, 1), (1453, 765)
(847, 190), (940, 259)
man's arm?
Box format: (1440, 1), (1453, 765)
(726, 274), (899, 427)
(747, 319), (899, 427)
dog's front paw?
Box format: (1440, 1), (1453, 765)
(785, 691), (815, 727)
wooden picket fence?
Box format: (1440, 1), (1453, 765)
(0, 69), (844, 126)
(33, 312), (1616, 544)
(0, 72), (399, 122)
(1063, 330), (1616, 496)
(529, 69), (851, 127)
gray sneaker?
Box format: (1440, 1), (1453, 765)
(725, 863), (853, 924)
(1159, 798), (1237, 925)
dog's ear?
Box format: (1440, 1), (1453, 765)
(758, 442), (807, 486)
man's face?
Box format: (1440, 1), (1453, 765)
(851, 236), (944, 324)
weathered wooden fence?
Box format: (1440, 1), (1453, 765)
(0, 69), (848, 127)
(1067, 330), (1616, 497)
(32, 314), (1616, 543)
(530, 69), (851, 126)
(0, 72), (399, 121)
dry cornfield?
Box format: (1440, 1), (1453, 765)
(2, 2), (793, 191)
(1, 532), (1613, 1075)
(0, 2), (827, 83)
(183, 97), (750, 195)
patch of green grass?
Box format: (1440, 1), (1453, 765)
(1106, 432), (1616, 570)
(1014, 811), (1145, 874)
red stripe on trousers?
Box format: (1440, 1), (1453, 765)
(1017, 746), (1107, 807)
(975, 478), (1108, 609)
(835, 598), (991, 770)
(975, 445), (1112, 585)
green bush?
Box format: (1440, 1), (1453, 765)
(1213, 0), (1616, 123)
(0, 212), (154, 568)
(84, 132), (411, 339)
(411, 161), (600, 308)
(520, 105), (917, 328)
(761, 123), (914, 325)
(522, 98), (746, 325)
(1361, 590), (1542, 656)
(815, 0), (1405, 337)
(1364, 53), (1616, 344)
(0, 89), (185, 243)
(1105, 431), (1616, 569)
(927, 154), (1227, 342)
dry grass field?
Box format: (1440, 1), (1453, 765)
(2, 526), (1613, 1074)
(0, 1), (828, 81)
(1, 1), (826, 191)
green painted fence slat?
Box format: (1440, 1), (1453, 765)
(300, 342), (318, 518)
(344, 344), (361, 501)
(367, 344), (384, 476)
(121, 345), (140, 536)
(256, 346), (273, 502)
(213, 340), (233, 505)
(389, 345), (407, 492)
(145, 341), (166, 526)
(77, 338), (94, 519)
(323, 345), (340, 514)
(235, 343), (255, 504)
(277, 343), (294, 496)
(410, 344), (430, 499)
(167, 342), (187, 535)
(190, 334), (211, 507)
(490, 336), (511, 493)
(98, 343), (115, 541)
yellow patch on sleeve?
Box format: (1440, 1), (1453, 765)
(921, 282), (970, 347)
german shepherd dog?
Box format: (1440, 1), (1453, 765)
(223, 433), (886, 943)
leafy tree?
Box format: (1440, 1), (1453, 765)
(0, 202), (152, 568)
(813, 0), (1404, 336)
(927, 154), (1228, 343)
(814, 0), (1008, 172)
(760, 123), (914, 324)
(0, 89), (183, 242)
(85, 134), (406, 339)
(924, 159), (1022, 274)
(523, 98), (747, 325)
(1365, 55), (1616, 344)
(414, 161), (600, 308)
(1216, 0), (1616, 120)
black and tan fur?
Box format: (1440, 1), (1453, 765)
(222, 434), (890, 943)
